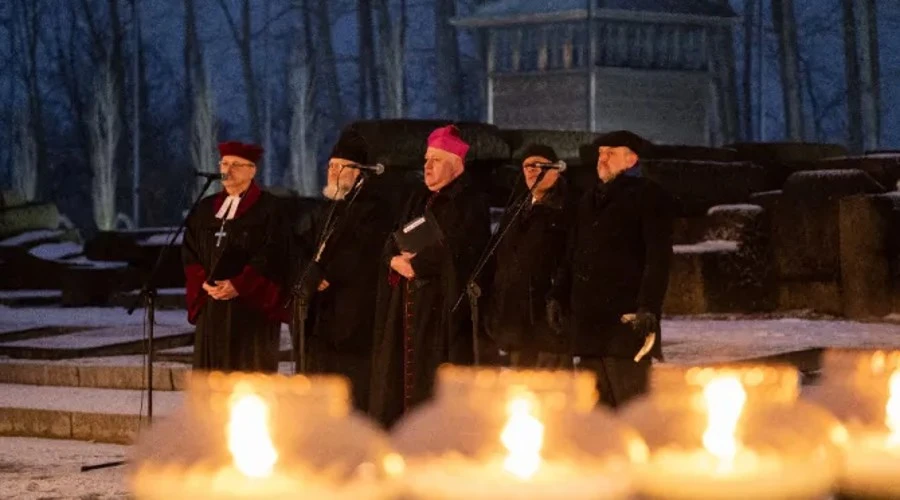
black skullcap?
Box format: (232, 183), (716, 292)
(518, 143), (559, 163)
(591, 130), (653, 158)
(330, 127), (369, 165)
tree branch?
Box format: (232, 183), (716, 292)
(214, 0), (244, 47)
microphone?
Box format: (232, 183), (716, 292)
(347, 163), (385, 175)
(533, 160), (567, 173)
(195, 170), (224, 180)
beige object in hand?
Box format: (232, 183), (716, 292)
(620, 313), (656, 363)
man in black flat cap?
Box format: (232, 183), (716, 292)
(548, 130), (673, 408)
(293, 127), (394, 411)
(486, 143), (573, 368)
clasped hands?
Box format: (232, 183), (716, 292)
(390, 251), (417, 279)
(203, 280), (239, 301)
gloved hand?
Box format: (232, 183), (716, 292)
(623, 311), (658, 338)
(546, 299), (565, 336)
(621, 311), (658, 362)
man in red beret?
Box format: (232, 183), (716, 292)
(181, 141), (287, 373)
(369, 125), (491, 427)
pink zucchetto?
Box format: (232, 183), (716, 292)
(427, 125), (469, 160)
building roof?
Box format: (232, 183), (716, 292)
(454, 0), (738, 27)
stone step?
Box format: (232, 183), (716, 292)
(0, 383), (183, 444)
(0, 357), (189, 391)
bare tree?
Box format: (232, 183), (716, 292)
(183, 0), (204, 112)
(841, 0), (880, 152)
(12, 0), (47, 198)
(771, 0), (805, 140)
(12, 109), (37, 201)
(215, 0), (261, 143)
(434, 0), (462, 118)
(856, 0), (879, 150)
(192, 71), (219, 199)
(375, 0), (406, 118)
(357, 0), (380, 118)
(287, 47), (319, 197)
(89, 60), (122, 231)
(842, 0), (863, 152)
(741, 0), (757, 140)
(309, 0), (345, 126)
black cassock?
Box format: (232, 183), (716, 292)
(182, 182), (287, 373)
(297, 182), (395, 412)
(369, 172), (491, 427)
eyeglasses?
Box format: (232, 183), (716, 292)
(219, 161), (255, 169)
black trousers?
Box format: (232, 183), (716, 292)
(305, 339), (371, 413)
(509, 349), (573, 369)
(577, 356), (651, 409)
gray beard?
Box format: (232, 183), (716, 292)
(322, 183), (351, 200)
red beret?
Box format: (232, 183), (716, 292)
(218, 141), (264, 163)
(427, 125), (469, 159)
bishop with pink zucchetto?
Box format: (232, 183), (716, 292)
(369, 124), (491, 427)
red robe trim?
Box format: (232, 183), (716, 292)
(212, 181), (262, 218)
(230, 264), (287, 323)
(184, 263), (207, 324)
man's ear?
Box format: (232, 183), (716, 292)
(627, 151), (638, 169)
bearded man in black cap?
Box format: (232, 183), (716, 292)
(294, 127), (394, 411)
(486, 144), (572, 368)
(549, 130), (673, 408)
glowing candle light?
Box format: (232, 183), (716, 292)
(501, 391), (544, 479)
(393, 367), (641, 499)
(626, 366), (841, 500)
(227, 383), (278, 478)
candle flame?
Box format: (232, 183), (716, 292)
(887, 371), (900, 447)
(701, 376), (746, 471)
(500, 392), (544, 479)
(227, 384), (278, 478)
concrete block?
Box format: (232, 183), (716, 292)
(72, 412), (141, 445)
(0, 408), (71, 439)
(777, 281), (843, 315)
(840, 195), (894, 318)
(0, 363), (79, 386)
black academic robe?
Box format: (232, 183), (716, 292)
(182, 182), (287, 373)
(298, 183), (395, 411)
(369, 172), (491, 427)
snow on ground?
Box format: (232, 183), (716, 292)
(663, 317), (900, 364)
(27, 242), (83, 260)
(672, 240), (739, 254)
(0, 437), (129, 499)
(0, 230), (67, 247)
(137, 232), (182, 246)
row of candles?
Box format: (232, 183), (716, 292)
(129, 348), (900, 499)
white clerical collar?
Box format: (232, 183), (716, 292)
(215, 194), (242, 220)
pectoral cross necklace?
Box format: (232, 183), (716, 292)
(215, 220), (227, 247)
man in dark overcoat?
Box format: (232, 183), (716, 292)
(486, 144), (572, 368)
(549, 130), (674, 408)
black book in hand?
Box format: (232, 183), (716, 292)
(393, 212), (444, 253)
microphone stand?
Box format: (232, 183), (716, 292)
(453, 169), (551, 366)
(288, 174), (368, 374)
(81, 175), (218, 473)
